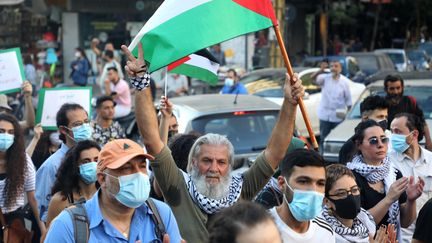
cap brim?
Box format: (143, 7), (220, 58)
(0, 105), (12, 111)
(106, 152), (155, 170)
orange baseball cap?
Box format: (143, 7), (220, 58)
(97, 139), (155, 173)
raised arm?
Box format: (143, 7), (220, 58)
(159, 96), (173, 145)
(264, 74), (304, 170)
(22, 81), (35, 129)
(121, 43), (164, 156)
(26, 124), (43, 156)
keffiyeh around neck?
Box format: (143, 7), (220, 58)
(347, 155), (400, 230)
(321, 206), (374, 242)
(346, 155), (390, 183)
(182, 171), (244, 214)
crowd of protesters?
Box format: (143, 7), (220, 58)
(0, 40), (431, 243)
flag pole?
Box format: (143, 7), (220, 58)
(272, 25), (319, 151)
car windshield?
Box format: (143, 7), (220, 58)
(407, 51), (426, 61)
(191, 111), (279, 154)
(386, 53), (405, 64)
(241, 70), (321, 98)
(419, 43), (432, 56)
(347, 85), (432, 119)
(240, 72), (285, 85)
(355, 56), (378, 73)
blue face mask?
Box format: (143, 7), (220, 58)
(0, 133), (14, 152)
(390, 132), (413, 153)
(105, 172), (150, 208)
(69, 123), (92, 142)
(283, 178), (324, 222)
(79, 162), (97, 184)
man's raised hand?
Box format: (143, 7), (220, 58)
(121, 42), (146, 78)
(283, 73), (304, 105)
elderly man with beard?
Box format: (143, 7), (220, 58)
(384, 74), (432, 150)
(121, 43), (304, 243)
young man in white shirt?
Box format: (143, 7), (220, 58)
(269, 149), (335, 243)
(389, 112), (432, 242)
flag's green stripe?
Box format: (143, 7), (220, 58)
(134, 0), (272, 72)
(170, 63), (218, 85)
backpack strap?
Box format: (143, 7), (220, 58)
(146, 198), (166, 240)
(65, 197), (89, 243)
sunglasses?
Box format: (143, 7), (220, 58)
(367, 136), (389, 146)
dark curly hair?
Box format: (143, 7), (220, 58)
(0, 113), (26, 209)
(51, 140), (100, 200)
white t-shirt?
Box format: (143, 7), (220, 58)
(269, 207), (336, 243)
(0, 154), (35, 213)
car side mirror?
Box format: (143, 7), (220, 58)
(336, 108), (347, 119)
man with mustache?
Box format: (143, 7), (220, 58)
(384, 74), (432, 150)
(121, 43), (304, 243)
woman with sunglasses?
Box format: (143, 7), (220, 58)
(346, 120), (424, 240)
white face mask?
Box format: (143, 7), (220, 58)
(75, 52), (81, 58)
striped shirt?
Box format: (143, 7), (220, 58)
(0, 154), (35, 213)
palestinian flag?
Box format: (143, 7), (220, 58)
(168, 49), (220, 85)
(129, 0), (277, 73)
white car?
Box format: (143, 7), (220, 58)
(323, 79), (432, 163)
(375, 49), (413, 72)
(241, 67), (365, 138)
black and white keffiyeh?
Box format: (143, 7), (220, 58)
(130, 72), (151, 91)
(321, 206), (375, 242)
(182, 171), (244, 214)
(346, 155), (400, 227)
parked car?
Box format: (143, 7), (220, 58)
(170, 94), (281, 169)
(323, 78), (432, 163)
(418, 42), (432, 57)
(301, 55), (366, 83)
(346, 52), (395, 76)
(407, 50), (430, 71)
(374, 49), (413, 72)
(239, 67), (366, 139)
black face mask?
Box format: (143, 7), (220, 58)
(329, 194), (361, 219)
(378, 119), (388, 130)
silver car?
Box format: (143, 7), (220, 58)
(323, 79), (432, 163)
(170, 94), (281, 168)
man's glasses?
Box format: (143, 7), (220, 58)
(367, 136), (389, 146)
(328, 186), (360, 199)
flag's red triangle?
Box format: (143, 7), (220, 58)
(232, 0), (278, 26)
(168, 56), (192, 71)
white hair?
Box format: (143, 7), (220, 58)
(186, 133), (234, 173)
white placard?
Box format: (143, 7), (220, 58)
(36, 87), (92, 130)
(0, 48), (25, 94)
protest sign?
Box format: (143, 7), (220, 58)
(0, 48), (25, 94)
(36, 87), (92, 130)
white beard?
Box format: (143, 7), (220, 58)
(190, 168), (232, 200)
